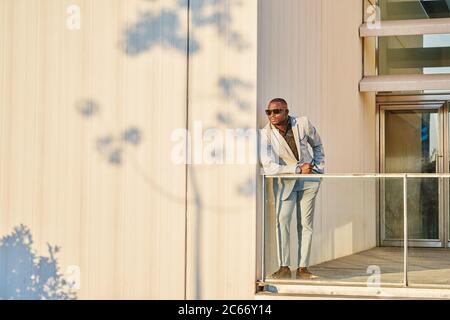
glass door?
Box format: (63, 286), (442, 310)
(380, 103), (446, 247)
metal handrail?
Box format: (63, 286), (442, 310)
(261, 173), (450, 287)
(264, 173), (450, 178)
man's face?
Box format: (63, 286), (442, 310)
(266, 102), (289, 125)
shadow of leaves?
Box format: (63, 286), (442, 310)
(122, 0), (249, 56)
(0, 225), (77, 300)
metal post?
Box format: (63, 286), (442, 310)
(262, 175), (266, 282)
(403, 174), (409, 287)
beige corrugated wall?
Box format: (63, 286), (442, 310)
(0, 0), (257, 299)
(1, 0), (192, 299)
(185, 0), (258, 299)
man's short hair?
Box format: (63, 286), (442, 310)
(269, 98), (288, 107)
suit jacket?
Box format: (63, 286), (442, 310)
(260, 116), (325, 200)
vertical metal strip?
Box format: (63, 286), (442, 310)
(403, 174), (409, 287)
(439, 104), (445, 247)
(443, 101), (449, 247)
(184, 0), (190, 301)
(262, 175), (266, 282)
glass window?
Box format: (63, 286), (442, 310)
(378, 34), (450, 75)
(370, 0), (450, 21)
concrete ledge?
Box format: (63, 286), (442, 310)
(360, 18), (450, 37)
(257, 281), (450, 300)
(360, 74), (450, 92)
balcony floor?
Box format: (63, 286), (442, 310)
(307, 247), (450, 286)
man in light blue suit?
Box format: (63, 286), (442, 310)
(260, 98), (325, 280)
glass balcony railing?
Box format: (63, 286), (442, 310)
(261, 173), (450, 288)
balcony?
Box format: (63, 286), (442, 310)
(257, 174), (450, 299)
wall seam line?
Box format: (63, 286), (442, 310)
(184, 0), (191, 301)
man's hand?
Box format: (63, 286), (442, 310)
(300, 163), (313, 174)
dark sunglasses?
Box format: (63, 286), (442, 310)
(265, 109), (287, 116)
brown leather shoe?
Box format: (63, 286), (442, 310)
(268, 266), (292, 279)
(296, 267), (318, 280)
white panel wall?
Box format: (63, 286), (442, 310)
(186, 0), (258, 299)
(0, 0), (187, 299)
(0, 0), (259, 300)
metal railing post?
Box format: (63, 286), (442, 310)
(262, 175), (266, 282)
(403, 173), (409, 287)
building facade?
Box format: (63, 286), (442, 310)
(1, 0), (450, 299)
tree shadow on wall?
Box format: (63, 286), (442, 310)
(0, 225), (76, 300)
(120, 1), (256, 197)
(122, 0), (249, 56)
(75, 99), (143, 166)
(117, 0), (254, 300)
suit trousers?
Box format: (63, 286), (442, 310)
(275, 179), (321, 268)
